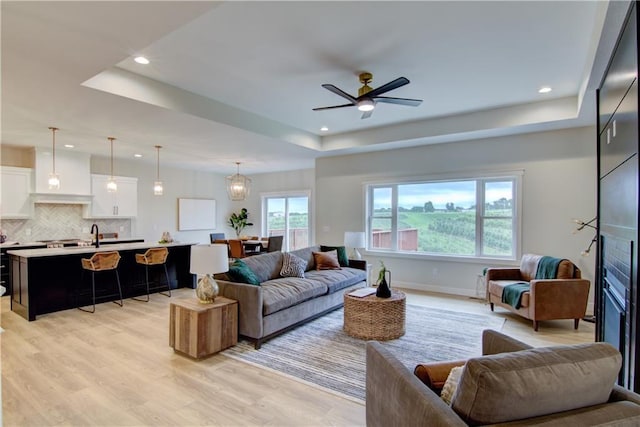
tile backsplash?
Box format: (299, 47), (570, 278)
(0, 204), (131, 242)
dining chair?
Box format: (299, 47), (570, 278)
(260, 237), (269, 252)
(210, 232), (226, 243)
(267, 235), (284, 252)
(228, 239), (246, 259)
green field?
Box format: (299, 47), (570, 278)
(376, 210), (512, 256)
(267, 210), (512, 256)
(267, 212), (308, 230)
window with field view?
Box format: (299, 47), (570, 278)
(262, 192), (310, 252)
(367, 176), (519, 259)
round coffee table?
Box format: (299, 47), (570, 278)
(343, 289), (406, 340)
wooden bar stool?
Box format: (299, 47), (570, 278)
(79, 251), (123, 313)
(133, 247), (171, 302)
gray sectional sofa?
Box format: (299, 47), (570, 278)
(215, 245), (367, 348)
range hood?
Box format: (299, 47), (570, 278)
(32, 148), (92, 203)
(31, 192), (92, 205)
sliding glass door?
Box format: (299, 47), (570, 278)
(262, 192), (310, 251)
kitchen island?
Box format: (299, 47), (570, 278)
(8, 241), (196, 321)
(0, 238), (144, 295)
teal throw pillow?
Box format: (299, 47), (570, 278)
(320, 245), (349, 267)
(228, 259), (261, 286)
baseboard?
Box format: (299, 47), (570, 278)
(390, 280), (479, 298)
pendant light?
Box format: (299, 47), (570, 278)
(226, 162), (251, 201)
(47, 127), (61, 190)
(106, 137), (117, 192)
(153, 145), (164, 196)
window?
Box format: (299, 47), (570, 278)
(262, 191), (311, 251)
(367, 175), (519, 259)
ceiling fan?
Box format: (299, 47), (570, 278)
(313, 72), (423, 119)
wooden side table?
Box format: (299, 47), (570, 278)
(169, 297), (238, 359)
(343, 289), (406, 340)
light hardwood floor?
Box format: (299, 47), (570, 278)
(1, 288), (595, 426)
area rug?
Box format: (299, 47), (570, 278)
(222, 305), (505, 402)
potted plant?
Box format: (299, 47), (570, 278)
(228, 208), (253, 238)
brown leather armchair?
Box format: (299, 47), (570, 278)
(486, 254), (590, 331)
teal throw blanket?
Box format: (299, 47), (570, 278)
(535, 256), (563, 279)
(501, 282), (530, 309)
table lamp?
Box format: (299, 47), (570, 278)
(344, 231), (366, 260)
(190, 244), (229, 303)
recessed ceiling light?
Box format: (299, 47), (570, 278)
(320, 126), (329, 132)
(134, 56), (150, 65)
(538, 87), (552, 94)
(134, 153), (143, 158)
(64, 144), (74, 148)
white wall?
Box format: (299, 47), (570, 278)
(90, 156), (230, 245)
(315, 126), (598, 305)
(91, 158), (315, 244)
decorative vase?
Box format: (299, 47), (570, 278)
(376, 271), (391, 298)
(196, 274), (218, 304)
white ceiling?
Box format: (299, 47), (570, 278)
(1, 1), (616, 175)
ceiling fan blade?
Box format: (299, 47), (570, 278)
(365, 77), (410, 98)
(373, 96), (423, 107)
(312, 103), (355, 111)
(321, 84), (357, 103)
(361, 110), (373, 119)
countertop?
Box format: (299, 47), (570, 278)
(0, 241), (44, 249)
(7, 241), (195, 258)
(0, 238), (144, 249)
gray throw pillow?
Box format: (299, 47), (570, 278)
(280, 252), (306, 278)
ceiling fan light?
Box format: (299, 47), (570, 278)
(357, 98), (375, 112)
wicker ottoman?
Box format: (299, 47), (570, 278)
(343, 289), (406, 340)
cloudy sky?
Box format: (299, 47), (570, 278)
(374, 180), (512, 210)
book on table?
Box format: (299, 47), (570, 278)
(349, 287), (377, 298)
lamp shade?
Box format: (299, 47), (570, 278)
(344, 231), (366, 248)
(190, 244), (229, 275)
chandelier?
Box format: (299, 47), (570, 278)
(226, 162), (251, 201)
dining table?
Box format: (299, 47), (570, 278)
(242, 239), (267, 254)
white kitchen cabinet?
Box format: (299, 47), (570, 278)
(86, 174), (137, 218)
(0, 167), (33, 218)
(33, 148), (91, 195)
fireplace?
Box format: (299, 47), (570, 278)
(600, 234), (634, 387)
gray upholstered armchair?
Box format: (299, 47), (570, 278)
(486, 254), (590, 331)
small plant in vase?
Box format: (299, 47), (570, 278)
(228, 208), (253, 238)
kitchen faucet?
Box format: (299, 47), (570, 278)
(91, 224), (99, 248)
